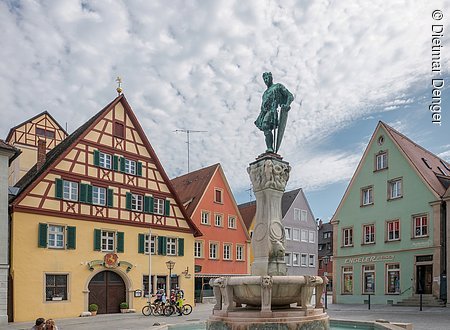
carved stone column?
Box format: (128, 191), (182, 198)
(248, 154), (291, 276)
(261, 276), (273, 316)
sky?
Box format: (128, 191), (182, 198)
(1, 0), (450, 222)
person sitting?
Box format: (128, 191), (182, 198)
(44, 319), (58, 330)
(31, 318), (45, 330)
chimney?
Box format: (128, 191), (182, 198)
(318, 218), (323, 228)
(37, 139), (46, 170)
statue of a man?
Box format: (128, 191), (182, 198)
(254, 72), (294, 153)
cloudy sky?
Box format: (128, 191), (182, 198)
(1, 0), (449, 221)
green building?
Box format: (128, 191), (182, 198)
(332, 121), (450, 305)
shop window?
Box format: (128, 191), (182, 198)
(362, 265), (375, 294)
(342, 266), (353, 294)
(386, 264), (400, 294)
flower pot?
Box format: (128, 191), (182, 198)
(90, 311), (97, 316)
(120, 309), (128, 313)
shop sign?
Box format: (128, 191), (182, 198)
(344, 255), (394, 264)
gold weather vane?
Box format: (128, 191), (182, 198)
(116, 76), (123, 95)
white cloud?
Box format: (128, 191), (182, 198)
(1, 0), (449, 198)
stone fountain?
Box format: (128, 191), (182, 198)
(207, 73), (329, 330)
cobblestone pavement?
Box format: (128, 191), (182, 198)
(3, 303), (450, 330)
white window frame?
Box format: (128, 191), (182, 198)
(131, 194), (143, 212)
(343, 227), (353, 247)
(153, 198), (164, 215)
(236, 245), (244, 261)
(99, 152), (112, 169)
(309, 254), (315, 267)
(45, 273), (68, 301)
(209, 242), (218, 259)
(389, 179), (403, 199)
(228, 216), (236, 229)
(308, 231), (315, 243)
(300, 253), (308, 267)
(215, 214), (223, 227)
(362, 264), (375, 294)
(376, 152), (388, 170)
(387, 220), (400, 241)
(201, 211), (210, 225)
(194, 241), (203, 258)
(285, 227), (292, 240)
(301, 229), (308, 242)
(223, 243), (232, 260)
(413, 215), (428, 238)
(292, 252), (300, 266)
(101, 230), (115, 252)
(362, 186), (373, 206)
(285, 252), (292, 266)
(214, 188), (223, 203)
(63, 180), (78, 201)
(48, 225), (65, 249)
(342, 266), (353, 294)
(301, 210), (308, 222)
(144, 234), (156, 254)
(125, 159), (136, 175)
(363, 224), (375, 244)
(167, 237), (177, 255)
(294, 208), (301, 221)
(92, 186), (106, 206)
(292, 228), (300, 241)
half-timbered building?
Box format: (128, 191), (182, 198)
(6, 111), (68, 186)
(8, 94), (201, 321)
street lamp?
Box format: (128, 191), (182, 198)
(166, 260), (176, 294)
(323, 256), (330, 309)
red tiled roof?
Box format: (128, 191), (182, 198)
(170, 164), (219, 217)
(238, 201), (256, 231)
(382, 122), (450, 197)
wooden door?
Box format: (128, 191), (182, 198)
(88, 271), (126, 314)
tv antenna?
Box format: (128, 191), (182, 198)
(245, 187), (254, 202)
(174, 129), (207, 173)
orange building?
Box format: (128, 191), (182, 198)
(171, 164), (250, 302)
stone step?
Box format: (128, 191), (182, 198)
(395, 295), (445, 307)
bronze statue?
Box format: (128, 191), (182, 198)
(254, 72), (294, 153)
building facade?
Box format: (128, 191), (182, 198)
(0, 140), (20, 324)
(6, 111), (67, 186)
(332, 121), (449, 305)
(317, 220), (333, 291)
(239, 188), (318, 276)
(171, 164), (251, 302)
(9, 94), (200, 321)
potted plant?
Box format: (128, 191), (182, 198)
(120, 302), (129, 313)
(88, 303), (98, 316)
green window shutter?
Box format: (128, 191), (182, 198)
(144, 196), (151, 213)
(120, 157), (126, 172)
(94, 229), (101, 251)
(149, 196), (154, 213)
(165, 200), (171, 216)
(93, 150), (100, 166)
(67, 226), (76, 249)
(158, 236), (167, 255)
(79, 183), (88, 203)
(126, 192), (132, 210)
(113, 155), (119, 171)
(107, 188), (114, 207)
(87, 185), (93, 204)
(137, 162), (143, 176)
(178, 238), (184, 256)
(117, 232), (125, 253)
(138, 233), (145, 254)
(55, 178), (63, 199)
(38, 223), (48, 248)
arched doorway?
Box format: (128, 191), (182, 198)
(88, 270), (126, 314)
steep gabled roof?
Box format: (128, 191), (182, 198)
(332, 121), (449, 222)
(5, 110), (67, 142)
(383, 122), (450, 197)
(11, 94), (201, 236)
(170, 163), (219, 217)
(238, 200), (256, 231)
(281, 188), (301, 217)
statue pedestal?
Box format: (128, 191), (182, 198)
(247, 154), (291, 276)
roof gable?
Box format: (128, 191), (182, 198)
(332, 121), (448, 222)
(238, 201), (256, 231)
(11, 94), (201, 236)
